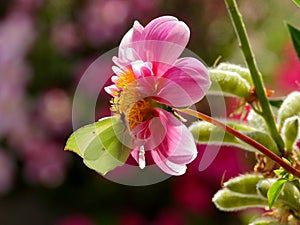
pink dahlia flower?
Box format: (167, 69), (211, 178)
(105, 16), (211, 175)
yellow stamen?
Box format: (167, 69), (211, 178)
(110, 67), (153, 130)
(127, 98), (152, 130)
(116, 68), (136, 90)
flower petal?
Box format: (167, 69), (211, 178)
(116, 21), (144, 66)
(117, 16), (190, 74)
(140, 16), (190, 72)
(150, 109), (197, 175)
(154, 57), (211, 107)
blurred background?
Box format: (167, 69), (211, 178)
(0, 0), (299, 224)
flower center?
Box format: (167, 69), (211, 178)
(115, 67), (136, 90)
(111, 67), (153, 130)
(127, 97), (152, 130)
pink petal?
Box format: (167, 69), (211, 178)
(153, 57), (210, 107)
(140, 16), (190, 74)
(116, 21), (144, 66)
(117, 16), (190, 74)
(150, 109), (197, 175)
(143, 16), (189, 47)
(104, 84), (119, 97)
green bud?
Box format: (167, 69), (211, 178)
(281, 116), (299, 152)
(224, 174), (264, 195)
(278, 91), (300, 126)
(257, 179), (300, 210)
(189, 120), (257, 152)
(249, 217), (286, 225)
(247, 109), (268, 132)
(216, 62), (253, 85)
(209, 69), (251, 98)
(243, 131), (281, 155)
(213, 189), (268, 211)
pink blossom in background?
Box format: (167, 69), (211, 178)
(15, 0), (45, 13)
(105, 16), (211, 175)
(0, 9), (35, 137)
(152, 209), (184, 225)
(22, 139), (68, 187)
(80, 0), (130, 45)
(174, 174), (213, 214)
(0, 11), (35, 62)
(38, 89), (72, 134)
(129, 0), (161, 18)
(276, 45), (300, 93)
(118, 210), (146, 225)
(51, 21), (82, 55)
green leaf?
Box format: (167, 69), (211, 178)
(209, 69), (251, 98)
(257, 179), (300, 210)
(247, 110), (268, 132)
(213, 189), (268, 212)
(249, 217), (285, 225)
(287, 23), (300, 60)
(224, 174), (264, 195)
(189, 120), (257, 152)
(281, 116), (299, 152)
(267, 178), (287, 209)
(292, 0), (300, 7)
(216, 62), (253, 85)
(269, 98), (284, 109)
(65, 117), (131, 175)
(243, 130), (280, 155)
(278, 91), (300, 126)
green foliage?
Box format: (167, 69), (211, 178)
(247, 110), (268, 132)
(216, 62), (253, 85)
(249, 217), (286, 225)
(213, 174), (268, 211)
(281, 116), (299, 152)
(287, 23), (300, 59)
(208, 69), (251, 97)
(213, 174), (300, 219)
(267, 178), (287, 209)
(189, 120), (280, 154)
(257, 179), (300, 211)
(278, 91), (300, 127)
(291, 0), (300, 7)
(65, 117), (131, 175)
(212, 189), (269, 212)
(189, 120), (257, 152)
(224, 174), (264, 195)
(243, 131), (280, 155)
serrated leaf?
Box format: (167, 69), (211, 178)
(267, 178), (287, 209)
(209, 69), (251, 97)
(216, 62), (253, 85)
(213, 189), (268, 212)
(281, 116), (299, 152)
(189, 120), (257, 152)
(257, 179), (300, 210)
(288, 23), (300, 60)
(278, 91), (300, 126)
(224, 174), (264, 195)
(65, 117), (131, 175)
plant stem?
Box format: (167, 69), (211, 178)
(178, 108), (300, 178)
(224, 0), (285, 152)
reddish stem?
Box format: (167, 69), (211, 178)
(178, 108), (300, 179)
